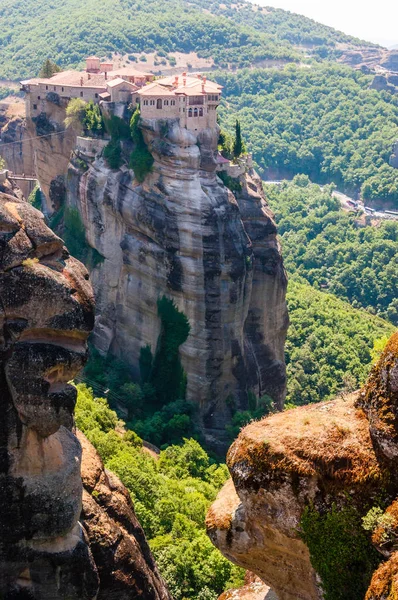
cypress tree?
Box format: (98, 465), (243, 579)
(233, 119), (244, 158)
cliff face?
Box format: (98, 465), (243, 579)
(207, 333), (398, 600)
(0, 99), (76, 212)
(0, 115), (35, 176)
(65, 118), (287, 444)
(0, 189), (171, 599)
(0, 190), (98, 599)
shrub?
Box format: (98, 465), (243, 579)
(62, 206), (104, 268)
(150, 296), (190, 406)
(64, 98), (87, 131)
(28, 184), (42, 210)
(104, 139), (123, 169)
(300, 503), (380, 600)
(218, 170), (242, 193)
(129, 108), (154, 181)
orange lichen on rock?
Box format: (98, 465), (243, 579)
(227, 393), (384, 494)
(366, 552), (398, 600)
(356, 332), (398, 464)
(206, 479), (240, 533)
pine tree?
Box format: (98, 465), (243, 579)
(39, 59), (61, 78)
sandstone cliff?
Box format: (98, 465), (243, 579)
(64, 117), (287, 445)
(207, 333), (398, 600)
(0, 98), (76, 212)
(0, 190), (98, 599)
(0, 189), (171, 599)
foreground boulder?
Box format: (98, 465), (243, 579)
(207, 333), (398, 600)
(0, 192), (170, 599)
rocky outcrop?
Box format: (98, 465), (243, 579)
(79, 430), (172, 600)
(0, 115), (35, 177)
(207, 392), (385, 600)
(381, 50), (398, 72)
(0, 191), (98, 599)
(219, 573), (277, 600)
(64, 118), (287, 446)
(207, 333), (398, 600)
(370, 74), (398, 95)
(28, 100), (76, 213)
(0, 189), (171, 599)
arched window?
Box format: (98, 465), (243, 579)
(164, 100), (169, 106)
(199, 107), (203, 117)
(188, 108), (193, 117)
(194, 108), (198, 117)
(150, 100), (155, 106)
(157, 98), (162, 109)
(171, 100), (175, 106)
(144, 100), (149, 106)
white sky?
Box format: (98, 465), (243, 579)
(254, 0), (398, 48)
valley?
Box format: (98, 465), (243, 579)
(0, 1), (397, 599)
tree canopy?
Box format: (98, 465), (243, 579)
(75, 383), (244, 600)
(216, 64), (398, 205)
(0, 0), (378, 80)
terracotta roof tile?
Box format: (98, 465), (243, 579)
(106, 77), (138, 89)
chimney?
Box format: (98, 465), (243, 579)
(174, 75), (179, 86)
(202, 76), (206, 93)
(80, 77), (84, 87)
(105, 71), (107, 80)
(182, 72), (187, 86)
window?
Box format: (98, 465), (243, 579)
(194, 108), (198, 117)
(188, 108), (193, 117)
(157, 98), (162, 109)
(80, 91), (83, 97)
(171, 100), (175, 106)
(189, 95), (204, 105)
(144, 100), (149, 106)
(54, 86), (56, 91)
(37, 96), (40, 100)
(46, 85), (48, 90)
(164, 100), (169, 106)
(33, 104), (37, 110)
(61, 87), (64, 92)
(199, 107), (203, 117)
(150, 99), (155, 106)
(95, 93), (98, 99)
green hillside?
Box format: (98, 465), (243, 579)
(0, 0), (379, 79)
(267, 178), (398, 323)
(286, 280), (395, 407)
(216, 64), (398, 204)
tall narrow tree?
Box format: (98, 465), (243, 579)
(233, 119), (245, 158)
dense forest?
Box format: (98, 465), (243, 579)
(0, 0), (377, 79)
(76, 384), (244, 600)
(267, 178), (398, 323)
(285, 280), (394, 406)
(216, 64), (398, 204)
